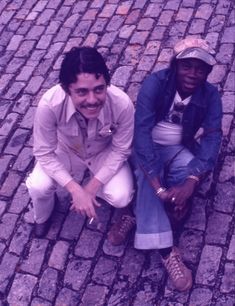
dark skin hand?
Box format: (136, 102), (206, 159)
(151, 176), (197, 211)
(165, 178), (197, 211)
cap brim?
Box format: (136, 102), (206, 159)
(176, 48), (216, 66)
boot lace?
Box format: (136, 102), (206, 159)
(165, 252), (184, 280)
(117, 215), (135, 236)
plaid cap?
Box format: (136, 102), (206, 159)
(174, 37), (216, 66)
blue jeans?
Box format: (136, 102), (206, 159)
(134, 144), (194, 250)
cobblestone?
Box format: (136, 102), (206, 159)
(9, 182), (29, 213)
(48, 240), (70, 270)
(189, 19), (206, 34)
(64, 258), (91, 290)
(111, 66), (133, 87)
(3, 81), (25, 100)
(0, 172), (22, 197)
(31, 297), (52, 306)
(9, 222), (32, 255)
(55, 287), (80, 306)
(75, 229), (102, 258)
(36, 8), (55, 25)
(221, 26), (235, 43)
(0, 252), (19, 293)
(205, 211), (232, 244)
(214, 182), (235, 213)
(195, 4), (213, 19)
(81, 284), (108, 306)
(179, 229), (204, 265)
(12, 147), (33, 172)
(7, 273), (37, 305)
(224, 71), (235, 91)
(215, 295), (235, 306)
(0, 113), (19, 136)
(0, 201), (7, 217)
(189, 288), (213, 306)
(5, 128), (30, 155)
(60, 211), (85, 240)
(227, 234), (235, 260)
(207, 64), (227, 84)
(195, 245), (222, 286)
(219, 155), (235, 182)
(222, 92), (235, 114)
(220, 263), (235, 293)
(0, 1), (234, 305)
(38, 267), (58, 301)
(6, 34), (24, 51)
(21, 239), (49, 275)
(92, 256), (118, 286)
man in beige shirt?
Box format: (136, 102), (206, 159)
(26, 47), (135, 244)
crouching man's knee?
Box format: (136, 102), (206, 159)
(103, 187), (134, 208)
(26, 163), (56, 197)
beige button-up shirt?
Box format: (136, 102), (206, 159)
(33, 84), (134, 187)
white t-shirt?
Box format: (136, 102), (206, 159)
(152, 92), (191, 145)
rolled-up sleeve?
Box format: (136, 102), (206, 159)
(33, 103), (73, 187)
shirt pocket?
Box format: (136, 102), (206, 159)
(97, 123), (118, 138)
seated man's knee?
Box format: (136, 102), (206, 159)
(101, 162), (134, 208)
(103, 187), (134, 208)
(26, 171), (55, 197)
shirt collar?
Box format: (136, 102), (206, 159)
(175, 91), (192, 105)
(66, 95), (77, 122)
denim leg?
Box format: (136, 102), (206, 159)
(134, 145), (194, 250)
(162, 146), (194, 187)
(134, 168), (173, 250)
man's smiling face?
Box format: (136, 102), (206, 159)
(176, 58), (210, 99)
(68, 73), (107, 119)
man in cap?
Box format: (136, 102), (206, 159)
(26, 46), (135, 244)
(133, 37), (222, 291)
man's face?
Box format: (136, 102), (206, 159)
(68, 73), (107, 119)
(176, 58), (209, 98)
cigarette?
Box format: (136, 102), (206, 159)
(88, 217), (94, 225)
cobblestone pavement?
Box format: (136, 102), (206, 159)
(0, 0), (234, 305)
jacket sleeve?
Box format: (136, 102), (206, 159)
(33, 103), (74, 187)
(134, 73), (164, 178)
(187, 87), (223, 177)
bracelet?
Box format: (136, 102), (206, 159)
(188, 175), (200, 182)
(155, 187), (167, 195)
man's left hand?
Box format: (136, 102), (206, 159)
(165, 178), (198, 209)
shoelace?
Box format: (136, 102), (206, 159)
(165, 253), (184, 279)
(117, 215), (135, 236)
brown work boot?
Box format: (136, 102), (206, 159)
(107, 214), (136, 246)
(161, 247), (192, 292)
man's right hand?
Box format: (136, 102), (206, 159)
(65, 180), (99, 218)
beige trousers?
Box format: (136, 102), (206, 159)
(26, 149), (134, 224)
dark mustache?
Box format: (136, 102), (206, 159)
(81, 103), (102, 108)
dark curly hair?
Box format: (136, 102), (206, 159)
(59, 46), (110, 93)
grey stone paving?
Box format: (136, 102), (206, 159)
(0, 0), (234, 305)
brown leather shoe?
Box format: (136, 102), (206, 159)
(161, 247), (192, 292)
(107, 215), (136, 246)
(34, 219), (51, 238)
